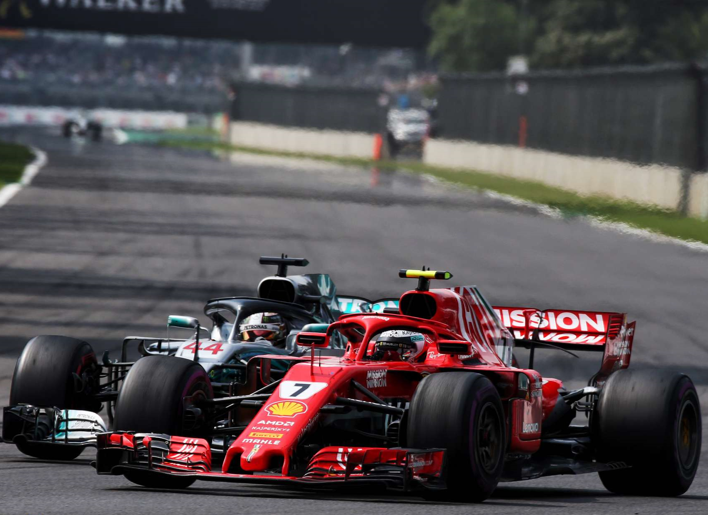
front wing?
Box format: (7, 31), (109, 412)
(3, 405), (107, 453)
(96, 432), (447, 492)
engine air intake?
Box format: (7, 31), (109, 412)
(400, 293), (437, 319)
(258, 278), (296, 303)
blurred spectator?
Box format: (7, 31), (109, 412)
(0, 30), (436, 91)
(0, 31), (238, 93)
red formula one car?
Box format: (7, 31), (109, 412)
(96, 270), (701, 502)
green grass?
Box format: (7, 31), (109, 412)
(164, 126), (221, 138)
(0, 141), (33, 187)
(158, 138), (708, 245)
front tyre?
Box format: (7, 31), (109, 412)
(596, 369), (701, 496)
(114, 356), (213, 436)
(114, 356), (213, 489)
(408, 372), (505, 502)
(121, 470), (198, 490)
(9, 335), (100, 460)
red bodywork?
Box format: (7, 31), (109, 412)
(96, 285), (636, 491)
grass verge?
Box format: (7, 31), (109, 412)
(165, 127), (221, 138)
(0, 141), (33, 188)
(159, 138), (708, 245)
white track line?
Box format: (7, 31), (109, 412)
(113, 128), (129, 145)
(0, 146), (47, 209)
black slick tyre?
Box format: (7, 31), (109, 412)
(114, 356), (213, 489)
(119, 469), (197, 490)
(408, 372), (505, 502)
(9, 335), (100, 460)
(62, 122), (74, 138)
(596, 369), (701, 496)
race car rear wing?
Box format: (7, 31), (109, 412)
(495, 307), (620, 348)
(493, 306), (636, 386)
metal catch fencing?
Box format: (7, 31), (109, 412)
(437, 63), (707, 173)
(230, 82), (385, 134)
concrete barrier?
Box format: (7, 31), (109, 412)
(0, 105), (188, 130)
(689, 173), (708, 220)
(229, 121), (374, 159)
(424, 139), (696, 215)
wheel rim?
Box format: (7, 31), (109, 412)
(181, 378), (212, 436)
(475, 402), (503, 474)
(677, 398), (699, 471)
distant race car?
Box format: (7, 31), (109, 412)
(62, 114), (103, 142)
(3, 256), (395, 461)
(386, 108), (430, 157)
(91, 269), (701, 501)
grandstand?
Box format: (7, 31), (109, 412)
(0, 30), (427, 114)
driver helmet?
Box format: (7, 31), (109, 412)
(239, 312), (288, 347)
(372, 330), (426, 361)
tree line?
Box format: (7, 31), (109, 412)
(428, 0), (708, 72)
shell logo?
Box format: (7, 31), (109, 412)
(264, 401), (308, 418)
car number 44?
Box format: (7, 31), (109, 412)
(183, 342), (225, 355)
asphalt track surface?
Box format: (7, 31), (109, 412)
(0, 127), (707, 514)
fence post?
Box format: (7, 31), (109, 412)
(693, 63), (708, 174)
(681, 63), (707, 215)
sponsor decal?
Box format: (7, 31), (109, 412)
(279, 381), (328, 400)
(410, 457), (434, 469)
(522, 423), (539, 434)
(512, 331), (605, 345)
(242, 438), (281, 445)
(256, 419), (294, 427)
(251, 426), (289, 432)
(371, 300), (399, 313)
(614, 340), (631, 356)
(264, 401), (308, 418)
(366, 369), (387, 389)
(248, 432), (283, 439)
(241, 324), (271, 330)
(426, 350), (444, 360)
(246, 444), (261, 463)
(495, 308), (607, 333)
(296, 415), (319, 444)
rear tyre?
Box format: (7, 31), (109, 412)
(88, 122), (102, 142)
(114, 356), (213, 489)
(10, 335), (100, 460)
(408, 372), (505, 502)
(62, 122), (74, 138)
(596, 369), (701, 496)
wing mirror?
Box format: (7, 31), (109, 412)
(437, 340), (473, 355)
(167, 315), (205, 362)
(296, 332), (329, 348)
(167, 315), (200, 329)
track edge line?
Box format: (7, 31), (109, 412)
(0, 146), (47, 209)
